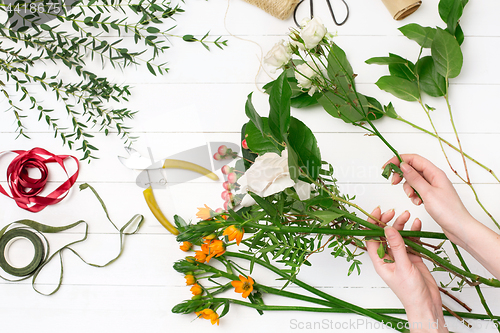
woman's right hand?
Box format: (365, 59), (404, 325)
(384, 154), (474, 248)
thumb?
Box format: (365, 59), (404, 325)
(400, 162), (431, 198)
(384, 226), (411, 271)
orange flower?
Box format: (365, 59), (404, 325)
(231, 274), (254, 298)
(194, 249), (207, 263)
(196, 308), (219, 326)
(190, 283), (203, 296)
(195, 239), (226, 263)
(179, 241), (192, 252)
(206, 239), (225, 262)
(223, 225), (244, 245)
(196, 204), (213, 220)
(185, 274), (196, 286)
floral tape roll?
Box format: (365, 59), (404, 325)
(242, 0), (300, 20)
(381, 0), (422, 20)
(0, 228), (45, 277)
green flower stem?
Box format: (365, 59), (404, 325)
(210, 297), (500, 321)
(395, 115), (500, 183)
(404, 239), (500, 287)
(225, 251), (409, 331)
(418, 98), (500, 230)
(451, 243), (500, 332)
(240, 221), (447, 240)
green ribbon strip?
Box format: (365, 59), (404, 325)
(0, 183), (144, 295)
(0, 228), (45, 277)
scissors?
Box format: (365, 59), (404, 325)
(294, 0), (349, 27)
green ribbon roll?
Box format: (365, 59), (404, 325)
(0, 183), (145, 295)
(0, 228), (45, 277)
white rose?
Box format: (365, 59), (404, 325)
(295, 61), (320, 96)
(264, 40), (292, 71)
(237, 148), (311, 207)
(300, 17), (327, 50)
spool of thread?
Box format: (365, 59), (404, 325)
(381, 0), (422, 20)
(242, 0), (300, 20)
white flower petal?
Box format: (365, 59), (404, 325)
(294, 180), (311, 201)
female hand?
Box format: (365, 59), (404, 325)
(366, 207), (447, 332)
(384, 154), (474, 247)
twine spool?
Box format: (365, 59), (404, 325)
(381, 0), (422, 20)
(242, 0), (300, 20)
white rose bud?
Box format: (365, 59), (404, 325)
(264, 40), (292, 71)
(300, 17), (327, 50)
(295, 61), (320, 96)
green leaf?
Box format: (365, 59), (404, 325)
(382, 163), (403, 180)
(327, 42), (354, 92)
(291, 93), (318, 108)
(147, 27), (160, 34)
(416, 56), (447, 97)
(268, 71), (292, 144)
(146, 62), (156, 76)
(249, 193), (278, 221)
(286, 117), (321, 180)
(398, 24), (436, 48)
(364, 95), (384, 121)
(438, 0), (465, 36)
(377, 242), (386, 259)
(365, 57), (408, 65)
(388, 54), (416, 81)
(375, 76), (420, 102)
(182, 34), (195, 42)
(245, 92), (264, 135)
(241, 123), (258, 170)
(383, 102), (398, 119)
(40, 24), (51, 31)
(245, 118), (283, 155)
(286, 143), (300, 181)
(431, 28), (463, 79)
(317, 91), (368, 123)
(311, 211), (344, 227)
(455, 24), (464, 45)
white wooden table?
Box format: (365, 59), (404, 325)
(1, 0), (499, 332)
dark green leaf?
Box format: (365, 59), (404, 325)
(383, 102), (398, 119)
(375, 76), (420, 102)
(311, 211), (344, 226)
(245, 92), (263, 135)
(286, 143), (300, 181)
(431, 28), (463, 79)
(416, 56), (447, 97)
(245, 118), (283, 155)
(268, 71), (292, 144)
(382, 163), (403, 180)
(147, 27), (160, 33)
(388, 54), (416, 81)
(398, 24), (436, 48)
(327, 42), (354, 92)
(146, 62), (156, 76)
(286, 117), (321, 180)
(365, 57), (408, 65)
(291, 93), (318, 108)
(438, 0), (464, 35)
(249, 193), (278, 221)
(317, 91), (367, 123)
(182, 34), (195, 42)
(364, 95), (384, 120)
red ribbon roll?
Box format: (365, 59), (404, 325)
(0, 148), (79, 212)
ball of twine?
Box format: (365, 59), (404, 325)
(242, 0), (301, 20)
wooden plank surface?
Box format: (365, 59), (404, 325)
(0, 0), (499, 332)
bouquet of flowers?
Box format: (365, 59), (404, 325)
(171, 72), (500, 330)
(171, 0), (500, 329)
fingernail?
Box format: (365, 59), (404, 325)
(384, 226), (396, 239)
(391, 174), (396, 185)
(412, 197), (420, 205)
(404, 188), (412, 198)
(400, 162), (410, 173)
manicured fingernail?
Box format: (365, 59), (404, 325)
(400, 162), (410, 173)
(391, 174), (396, 185)
(404, 188), (412, 198)
(412, 197), (420, 205)
(384, 226), (397, 239)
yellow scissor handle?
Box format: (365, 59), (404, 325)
(143, 186), (179, 235)
(162, 159), (219, 181)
